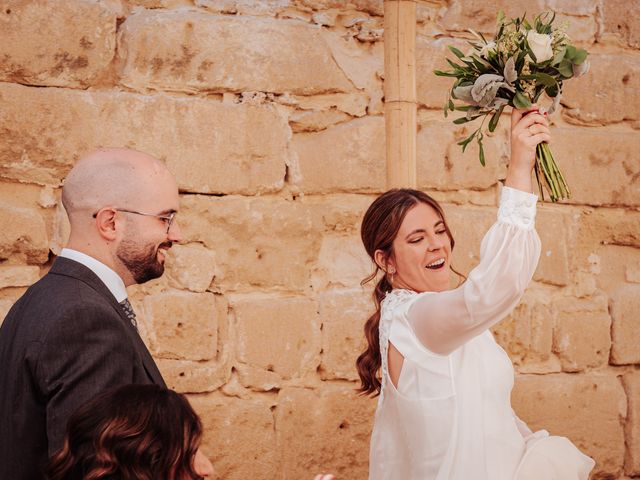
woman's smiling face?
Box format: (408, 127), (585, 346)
(387, 202), (453, 293)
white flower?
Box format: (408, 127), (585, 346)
(479, 41), (496, 58)
(526, 30), (554, 62)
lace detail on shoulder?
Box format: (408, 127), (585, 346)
(378, 289), (418, 403)
(497, 186), (538, 231)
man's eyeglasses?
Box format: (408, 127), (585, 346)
(92, 208), (177, 234)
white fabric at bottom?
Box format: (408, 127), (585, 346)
(515, 435), (596, 480)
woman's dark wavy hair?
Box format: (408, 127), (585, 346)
(356, 188), (464, 396)
(46, 384), (204, 480)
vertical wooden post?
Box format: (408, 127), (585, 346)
(384, 0), (417, 189)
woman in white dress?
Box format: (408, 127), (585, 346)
(357, 107), (595, 480)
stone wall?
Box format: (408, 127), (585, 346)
(0, 0), (638, 478)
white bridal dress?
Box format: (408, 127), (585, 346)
(369, 187), (595, 480)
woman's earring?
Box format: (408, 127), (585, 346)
(388, 267), (395, 285)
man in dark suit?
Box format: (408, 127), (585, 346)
(0, 148), (184, 479)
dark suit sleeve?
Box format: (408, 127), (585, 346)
(31, 303), (137, 455)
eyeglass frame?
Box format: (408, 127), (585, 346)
(92, 208), (177, 235)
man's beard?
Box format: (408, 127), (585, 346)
(116, 237), (171, 284)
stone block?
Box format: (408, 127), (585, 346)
(623, 371), (640, 475)
(602, 0), (640, 48)
(235, 363), (281, 392)
(552, 296), (611, 372)
(627, 261), (640, 283)
(563, 53), (640, 124)
(117, 10), (353, 94)
(590, 245), (640, 295)
(311, 234), (371, 291)
(0, 0), (117, 87)
(492, 287), (560, 374)
(50, 201), (70, 256)
(275, 385), (375, 479)
(179, 195), (322, 291)
(231, 294), (320, 379)
(610, 285), (640, 365)
(416, 111), (508, 192)
(533, 206), (574, 286)
(319, 288), (372, 381)
(0, 83), (288, 194)
(416, 115), (451, 190)
(512, 373), (626, 477)
(292, 116), (386, 193)
(549, 126), (640, 207)
(574, 209), (640, 274)
(0, 265), (40, 289)
(189, 393), (277, 480)
(195, 0), (291, 15)
(441, 204), (496, 277)
(292, 92), (369, 117)
(439, 0), (546, 34)
(156, 358), (229, 394)
(554, 13), (597, 44)
(299, 0), (382, 15)
(165, 243), (217, 293)
(0, 201), (48, 263)
(289, 109), (352, 133)
(307, 193), (375, 234)
(143, 291), (221, 361)
(446, 128), (508, 191)
(320, 29), (384, 92)
(546, 0), (597, 15)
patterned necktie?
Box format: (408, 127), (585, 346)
(120, 298), (138, 331)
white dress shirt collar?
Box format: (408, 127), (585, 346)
(58, 248), (127, 302)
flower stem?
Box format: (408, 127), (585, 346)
(535, 143), (570, 202)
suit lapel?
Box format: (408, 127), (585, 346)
(49, 258), (166, 386)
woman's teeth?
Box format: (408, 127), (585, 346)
(426, 258), (445, 269)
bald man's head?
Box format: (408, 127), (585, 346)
(62, 148), (175, 222)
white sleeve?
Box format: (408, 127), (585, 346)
(407, 186), (541, 355)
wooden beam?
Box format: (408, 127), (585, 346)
(384, 0), (417, 189)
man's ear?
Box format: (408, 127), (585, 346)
(94, 208), (118, 241)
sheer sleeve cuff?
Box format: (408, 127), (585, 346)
(497, 186), (538, 230)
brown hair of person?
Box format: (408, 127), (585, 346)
(47, 384), (204, 480)
(356, 188), (464, 396)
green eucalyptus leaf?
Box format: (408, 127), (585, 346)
(572, 49), (588, 65)
(453, 115), (481, 124)
(458, 129), (478, 152)
(434, 69), (460, 77)
(520, 72), (557, 87)
(513, 91), (532, 109)
(478, 137), (486, 166)
(488, 104), (505, 132)
(551, 47), (566, 66)
(448, 46), (466, 59)
(545, 83), (559, 97)
(446, 58), (465, 71)
(557, 59), (574, 78)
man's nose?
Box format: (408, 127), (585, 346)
(168, 218), (183, 243)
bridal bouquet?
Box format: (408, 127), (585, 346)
(434, 12), (589, 202)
